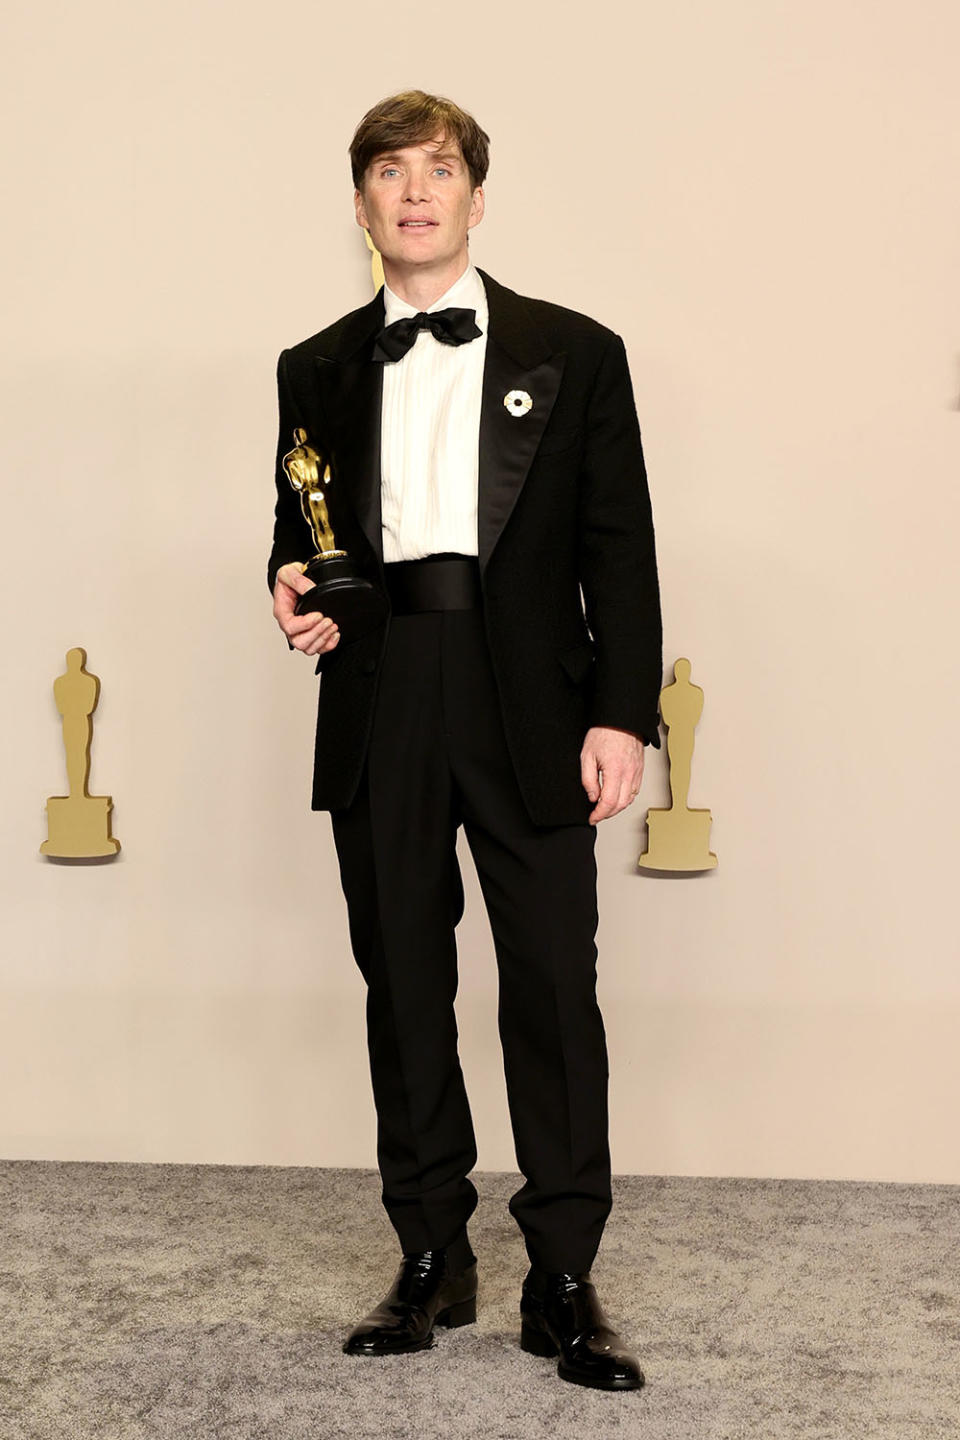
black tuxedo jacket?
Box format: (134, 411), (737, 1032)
(268, 267), (662, 826)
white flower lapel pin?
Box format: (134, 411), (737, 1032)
(503, 389), (533, 417)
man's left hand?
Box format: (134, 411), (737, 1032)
(581, 726), (645, 825)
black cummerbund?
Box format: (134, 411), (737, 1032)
(383, 553), (483, 614)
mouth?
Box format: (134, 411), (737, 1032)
(397, 219), (438, 229)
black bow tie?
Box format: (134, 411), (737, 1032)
(372, 306), (482, 363)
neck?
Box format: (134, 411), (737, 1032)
(382, 251), (471, 311)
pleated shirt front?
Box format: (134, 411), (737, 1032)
(379, 261), (488, 563)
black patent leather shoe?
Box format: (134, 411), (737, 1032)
(519, 1268), (644, 1390)
(343, 1249), (478, 1356)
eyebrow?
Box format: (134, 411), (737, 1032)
(373, 151), (462, 166)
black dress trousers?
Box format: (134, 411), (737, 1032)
(329, 569), (612, 1275)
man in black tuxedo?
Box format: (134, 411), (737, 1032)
(268, 91), (662, 1392)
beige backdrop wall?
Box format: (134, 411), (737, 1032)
(2, 1), (958, 1182)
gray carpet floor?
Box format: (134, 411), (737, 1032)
(1, 1161), (957, 1439)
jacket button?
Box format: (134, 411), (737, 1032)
(360, 658), (377, 676)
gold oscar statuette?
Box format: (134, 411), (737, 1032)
(639, 657), (717, 872)
(282, 427), (388, 642)
(41, 648), (120, 858)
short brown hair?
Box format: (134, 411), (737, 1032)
(349, 90), (490, 192)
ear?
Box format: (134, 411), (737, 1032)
(354, 187), (368, 230)
(467, 186), (485, 230)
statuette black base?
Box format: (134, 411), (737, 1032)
(294, 553), (388, 643)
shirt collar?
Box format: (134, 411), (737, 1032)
(383, 260), (487, 331)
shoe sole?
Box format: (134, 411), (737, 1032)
(557, 1363), (645, 1391)
(343, 1334), (435, 1356)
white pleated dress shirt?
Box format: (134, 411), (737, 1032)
(379, 261), (488, 563)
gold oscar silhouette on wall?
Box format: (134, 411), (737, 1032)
(41, 648), (120, 858)
(639, 657), (716, 872)
(365, 229), (385, 293)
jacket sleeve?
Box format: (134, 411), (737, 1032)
(267, 348), (315, 595)
(577, 332), (663, 747)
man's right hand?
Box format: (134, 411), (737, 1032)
(273, 562), (341, 657)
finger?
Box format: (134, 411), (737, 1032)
(306, 629), (341, 656)
(614, 772), (637, 812)
(580, 750), (601, 803)
(588, 794), (619, 824)
(295, 613), (336, 648)
(591, 765), (634, 823)
(276, 564), (317, 597)
(292, 618), (336, 651)
(285, 609), (333, 637)
(596, 762), (629, 809)
(288, 573), (317, 596)
(302, 619), (339, 651)
(610, 767), (644, 816)
(586, 765), (607, 822)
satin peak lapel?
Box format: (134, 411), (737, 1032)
(476, 269), (566, 575)
(312, 290), (386, 571)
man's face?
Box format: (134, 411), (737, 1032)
(354, 134), (484, 272)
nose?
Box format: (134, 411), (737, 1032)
(403, 165), (434, 204)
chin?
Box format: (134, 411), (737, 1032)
(390, 248), (447, 269)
